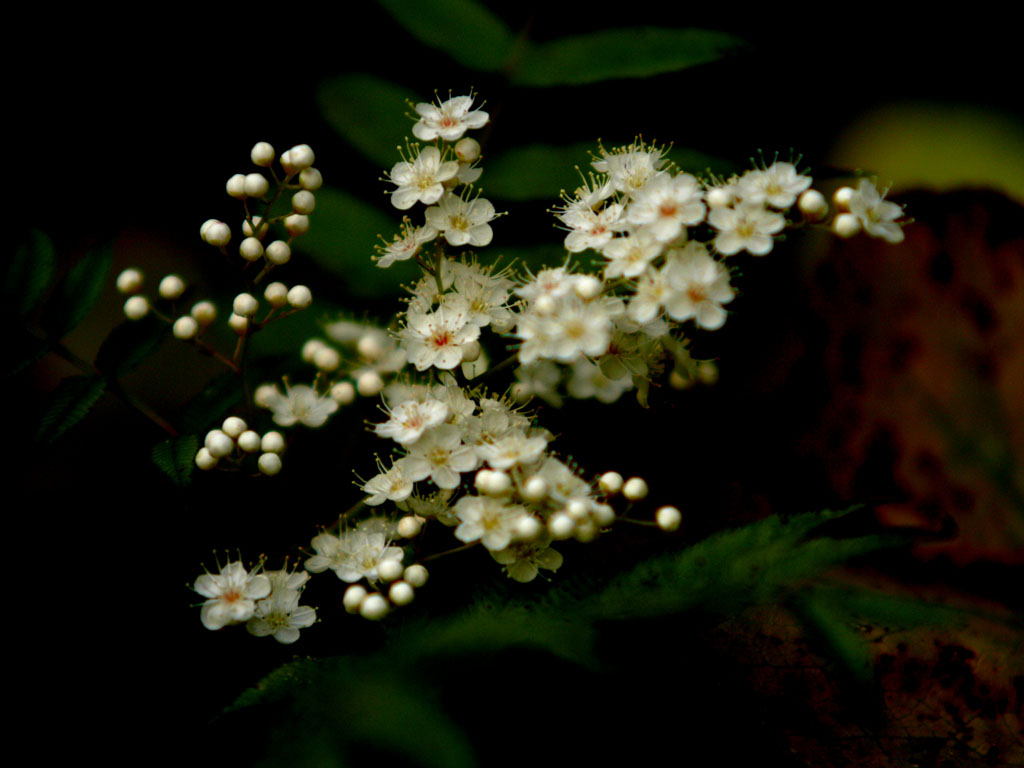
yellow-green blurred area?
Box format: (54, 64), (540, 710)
(831, 103), (1024, 202)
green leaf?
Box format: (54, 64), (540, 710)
(35, 375), (107, 445)
(486, 143), (596, 201)
(375, 0), (514, 72)
(301, 186), (411, 298)
(317, 74), (418, 167)
(2, 325), (51, 379)
(512, 27), (745, 86)
(151, 434), (198, 487)
(41, 242), (113, 340)
(180, 371), (243, 435)
(94, 316), (166, 378)
(4, 230), (56, 317)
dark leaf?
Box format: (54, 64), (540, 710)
(35, 375), (107, 445)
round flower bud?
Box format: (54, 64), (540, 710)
(455, 137), (481, 163)
(242, 216), (269, 239)
(254, 384), (280, 407)
(356, 370), (384, 397)
(656, 505), (682, 532)
(598, 471), (624, 495)
(123, 295), (150, 320)
(397, 515), (422, 539)
(520, 475), (548, 502)
(191, 300), (217, 325)
(292, 190), (316, 214)
(301, 338), (326, 363)
(706, 187), (733, 208)
(199, 219), (218, 241)
(287, 144), (315, 170)
(566, 498), (588, 519)
(696, 361), (719, 386)
(226, 173), (247, 199)
(195, 447), (218, 470)
(287, 285), (313, 309)
(264, 240), (291, 266)
(205, 429), (233, 459)
(549, 512), (575, 540)
(261, 431), (285, 453)
(573, 521), (599, 543)
(574, 275), (603, 300)
(116, 268), (144, 294)
(158, 274), (186, 300)
(389, 581), (415, 606)
(460, 340), (481, 363)
(623, 476), (649, 501)
(250, 141), (275, 167)
(233, 293), (259, 317)
(313, 346), (340, 372)
(258, 452), (282, 476)
(833, 186), (855, 210)
(669, 369), (692, 390)
(403, 564), (429, 588)
(221, 416), (247, 438)
(264, 281), (289, 307)
(244, 173), (269, 198)
(239, 237), (264, 262)
(360, 593), (389, 621)
(592, 503), (616, 527)
(533, 294), (556, 315)
(299, 167), (323, 190)
(797, 189), (828, 220)
(202, 220), (231, 247)
(236, 430), (261, 453)
(357, 333), (384, 361)
(331, 381), (356, 404)
(832, 212), (861, 239)
(172, 315), (199, 340)
(228, 313), (249, 335)
(343, 584), (367, 613)
(378, 558), (404, 583)
(514, 515), (542, 542)
(284, 214), (310, 236)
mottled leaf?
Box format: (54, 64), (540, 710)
(35, 375), (107, 445)
(41, 242), (112, 340)
(4, 229), (56, 317)
(151, 434), (198, 487)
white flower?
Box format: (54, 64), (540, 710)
(847, 178), (905, 243)
(402, 423), (479, 489)
(387, 145), (460, 210)
(374, 398), (450, 446)
(736, 162), (811, 209)
(424, 193), (497, 247)
(454, 495), (527, 551)
(625, 172), (705, 242)
(332, 527), (404, 584)
(412, 95), (489, 142)
(599, 229), (663, 279)
(567, 357), (634, 403)
(662, 243), (735, 330)
(400, 297), (481, 371)
(591, 140), (668, 197)
(194, 561), (271, 631)
(362, 459), (415, 505)
(708, 202), (785, 256)
(265, 383), (339, 428)
(375, 218), (438, 268)
(491, 539), (563, 582)
(246, 591), (316, 645)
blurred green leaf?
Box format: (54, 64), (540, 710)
(2, 325), (51, 379)
(95, 316), (166, 378)
(486, 143), (595, 201)
(317, 74), (418, 167)
(151, 434), (198, 487)
(512, 27), (744, 86)
(181, 371), (243, 434)
(4, 230), (56, 317)
(35, 375), (107, 445)
(301, 186), (407, 298)
(376, 0), (514, 72)
(41, 242), (112, 340)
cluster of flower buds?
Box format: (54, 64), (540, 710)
(195, 416), (288, 476)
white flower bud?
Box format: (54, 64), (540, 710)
(242, 216), (269, 239)
(397, 515), (422, 539)
(292, 190), (316, 214)
(706, 187), (733, 208)
(286, 144), (315, 171)
(343, 584), (367, 613)
(191, 300), (217, 325)
(237, 430), (261, 453)
(548, 512), (575, 540)
(244, 173), (269, 198)
(833, 186), (855, 210)
(832, 212), (861, 239)
(287, 285), (312, 309)
(696, 361), (718, 386)
(200, 219), (218, 241)
(592, 503), (616, 527)
(195, 447), (218, 470)
(258, 452), (282, 476)
(331, 381), (356, 404)
(239, 237), (264, 262)
(221, 416), (247, 438)
(598, 471), (624, 495)
(573, 275), (602, 300)
(226, 174), (247, 199)
(123, 295), (150, 320)
(403, 564), (429, 588)
(228, 313), (249, 335)
(360, 593), (389, 621)
(573, 521), (598, 543)
(301, 338), (326, 363)
(116, 268), (143, 294)
(313, 346), (340, 372)
(797, 189), (828, 220)
(357, 333), (384, 360)
(520, 475), (548, 502)
(378, 558), (404, 583)
(623, 476), (648, 501)
(254, 384), (280, 407)
(205, 429), (233, 458)
(284, 214), (310, 236)
(233, 293), (258, 317)
(455, 137), (481, 162)
(656, 505), (682, 531)
(475, 469), (512, 496)
(299, 167), (323, 190)
(202, 220), (231, 246)
(261, 431), (285, 453)
(356, 370), (384, 397)
(566, 498), (588, 519)
(172, 315), (199, 340)
(264, 240), (291, 266)
(264, 281), (289, 307)
(533, 294), (556, 315)
(514, 515), (542, 542)
(251, 141), (275, 167)
(158, 274), (186, 300)
(389, 581), (415, 606)
(669, 369), (691, 390)
(460, 339), (481, 363)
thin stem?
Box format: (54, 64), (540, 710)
(422, 540), (480, 563)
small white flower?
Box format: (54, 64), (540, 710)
(402, 424), (479, 490)
(194, 562), (271, 631)
(400, 297), (481, 371)
(454, 495), (527, 551)
(387, 145), (460, 210)
(424, 193), (497, 247)
(265, 384), (339, 428)
(362, 459), (415, 505)
(375, 218), (438, 268)
(591, 140), (669, 197)
(625, 172), (706, 242)
(709, 202), (785, 256)
(412, 94), (489, 142)
(374, 398), (450, 446)
(663, 243), (735, 330)
(847, 178), (905, 243)
(491, 539), (564, 582)
(736, 162), (812, 209)
(246, 592), (316, 645)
